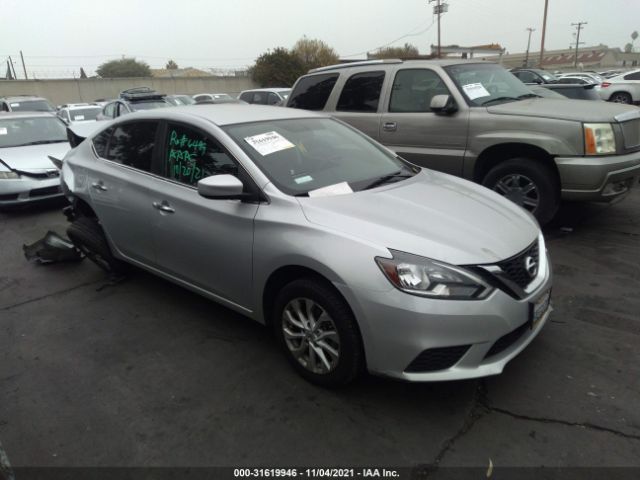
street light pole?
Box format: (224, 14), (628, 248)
(525, 27), (535, 67)
(539, 0), (549, 67)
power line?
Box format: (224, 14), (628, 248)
(342, 18), (436, 58)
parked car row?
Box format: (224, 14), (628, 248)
(2, 58), (639, 387)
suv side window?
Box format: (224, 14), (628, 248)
(337, 71), (385, 112)
(513, 71), (537, 83)
(106, 121), (158, 172)
(624, 71), (640, 80)
(389, 69), (452, 113)
(239, 92), (252, 102)
(164, 123), (238, 187)
(267, 92), (281, 105)
(250, 92), (267, 104)
(288, 73), (339, 110)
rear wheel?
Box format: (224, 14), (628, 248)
(67, 216), (128, 275)
(482, 158), (559, 225)
(610, 92), (632, 104)
(273, 278), (364, 387)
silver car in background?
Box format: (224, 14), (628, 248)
(0, 112), (69, 208)
(60, 104), (552, 386)
(599, 69), (640, 104)
(57, 104), (103, 125)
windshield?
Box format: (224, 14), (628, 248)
(9, 100), (54, 112)
(223, 118), (415, 196)
(176, 95), (195, 105)
(445, 63), (537, 106)
(130, 101), (169, 111)
(70, 107), (101, 121)
(539, 71), (558, 82)
(0, 116), (67, 148)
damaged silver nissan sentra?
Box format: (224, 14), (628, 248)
(58, 104), (552, 386)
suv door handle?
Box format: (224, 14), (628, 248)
(152, 201), (175, 214)
(91, 181), (108, 191)
(383, 122), (397, 132)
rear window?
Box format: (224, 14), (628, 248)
(287, 73), (339, 110)
(8, 100), (54, 112)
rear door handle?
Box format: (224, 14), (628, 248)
(152, 201), (175, 214)
(91, 181), (108, 191)
(383, 122), (397, 132)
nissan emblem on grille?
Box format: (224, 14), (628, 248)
(524, 255), (538, 278)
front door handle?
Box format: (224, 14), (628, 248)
(152, 201), (175, 214)
(383, 122), (397, 132)
(91, 181), (108, 191)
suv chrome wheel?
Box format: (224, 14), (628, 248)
(493, 173), (539, 212)
(282, 297), (341, 375)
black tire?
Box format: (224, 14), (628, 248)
(609, 92), (632, 104)
(482, 158), (560, 226)
(67, 216), (128, 275)
(273, 277), (364, 387)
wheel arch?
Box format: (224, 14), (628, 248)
(473, 143), (559, 184)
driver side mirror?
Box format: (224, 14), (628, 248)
(197, 174), (245, 200)
(430, 94), (457, 115)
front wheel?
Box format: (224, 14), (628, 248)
(67, 216), (128, 275)
(273, 278), (364, 387)
(482, 158), (560, 225)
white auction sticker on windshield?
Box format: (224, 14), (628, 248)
(10, 103), (19, 107)
(462, 83), (490, 100)
(74, 115), (85, 121)
(0, 128), (7, 135)
(308, 181), (353, 198)
(244, 131), (295, 156)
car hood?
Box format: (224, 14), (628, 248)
(487, 97), (639, 122)
(298, 171), (539, 266)
(0, 142), (70, 172)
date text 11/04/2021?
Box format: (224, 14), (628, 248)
(233, 468), (400, 478)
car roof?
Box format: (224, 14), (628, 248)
(119, 103), (326, 127)
(309, 58), (499, 74)
(240, 88), (291, 93)
(0, 95), (49, 102)
(0, 111), (57, 119)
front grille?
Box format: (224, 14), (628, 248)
(405, 345), (470, 373)
(495, 241), (539, 289)
(29, 185), (61, 198)
(484, 321), (529, 359)
(621, 119), (640, 150)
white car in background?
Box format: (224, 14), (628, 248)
(193, 93), (234, 103)
(598, 69), (640, 104)
(238, 88), (291, 106)
(557, 72), (605, 84)
(57, 104), (103, 125)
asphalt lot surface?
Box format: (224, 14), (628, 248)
(1, 191), (639, 475)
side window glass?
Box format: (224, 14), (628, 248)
(106, 122), (157, 172)
(117, 102), (129, 117)
(337, 71), (385, 112)
(389, 69), (451, 113)
(251, 92), (266, 104)
(93, 127), (113, 158)
(104, 103), (115, 118)
(267, 92), (280, 105)
(287, 73), (339, 110)
(239, 92), (252, 102)
(165, 123), (238, 187)
(624, 72), (640, 80)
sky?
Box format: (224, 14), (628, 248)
(1, 0), (639, 78)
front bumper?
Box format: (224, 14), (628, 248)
(336, 253), (553, 382)
(0, 176), (63, 206)
(555, 151), (640, 202)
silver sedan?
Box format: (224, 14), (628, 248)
(60, 104), (553, 386)
(0, 112), (70, 208)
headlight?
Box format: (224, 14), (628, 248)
(376, 250), (494, 300)
(584, 123), (616, 155)
(0, 171), (19, 179)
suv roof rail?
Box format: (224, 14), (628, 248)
(119, 86), (165, 101)
(308, 59), (403, 74)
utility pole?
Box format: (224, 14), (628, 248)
(572, 21), (587, 68)
(539, 0), (549, 67)
(429, 0), (448, 58)
(525, 27), (535, 67)
(8, 56), (17, 80)
(19, 50), (28, 79)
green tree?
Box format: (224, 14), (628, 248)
(250, 47), (305, 87)
(96, 58), (151, 78)
(166, 59), (178, 69)
(371, 43), (420, 59)
(292, 36), (340, 71)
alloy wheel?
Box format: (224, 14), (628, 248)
(282, 297), (341, 375)
(493, 173), (539, 212)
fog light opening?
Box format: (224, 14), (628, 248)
(602, 181), (629, 196)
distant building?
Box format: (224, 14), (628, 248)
(501, 45), (640, 70)
(150, 67), (212, 78)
